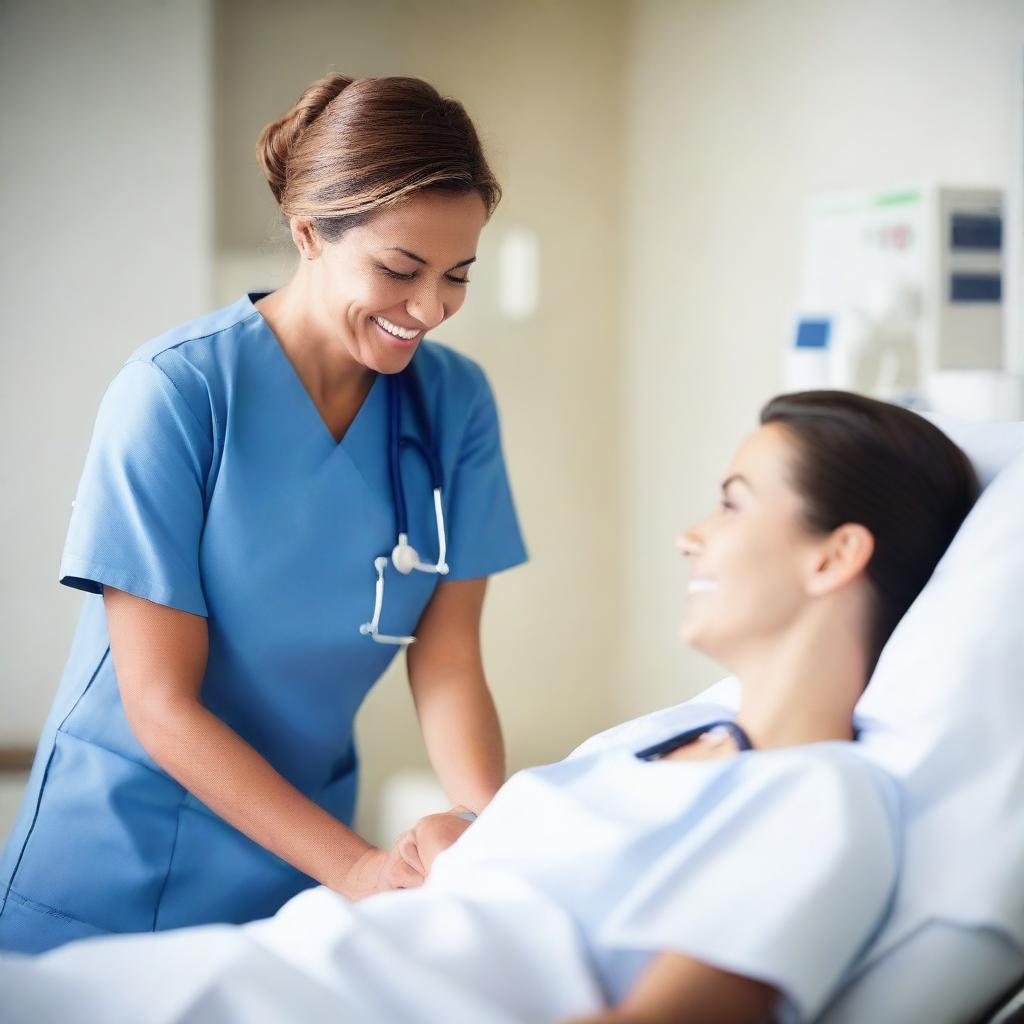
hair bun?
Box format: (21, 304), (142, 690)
(252, 73), (501, 233)
(256, 73), (354, 205)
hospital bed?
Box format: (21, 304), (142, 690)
(983, 980), (1024, 1024)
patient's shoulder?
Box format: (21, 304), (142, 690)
(750, 743), (901, 834)
(758, 740), (895, 784)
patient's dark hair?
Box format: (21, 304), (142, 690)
(760, 391), (979, 673)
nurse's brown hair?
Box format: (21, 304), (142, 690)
(256, 73), (501, 242)
(760, 391), (979, 673)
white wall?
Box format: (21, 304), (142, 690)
(617, 0), (1024, 723)
(0, 0), (214, 744)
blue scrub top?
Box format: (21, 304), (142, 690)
(0, 293), (527, 953)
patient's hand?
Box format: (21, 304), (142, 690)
(394, 807), (475, 877)
(342, 844), (425, 900)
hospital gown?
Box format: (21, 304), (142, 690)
(0, 739), (899, 1024)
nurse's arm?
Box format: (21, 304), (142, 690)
(559, 951), (778, 1024)
(103, 586), (421, 900)
(406, 576), (505, 814)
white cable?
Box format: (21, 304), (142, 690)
(431, 488), (450, 575)
(360, 557), (415, 645)
(366, 489), (450, 644)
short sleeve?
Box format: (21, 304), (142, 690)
(59, 359), (211, 616)
(443, 369), (527, 581)
(599, 753), (900, 1022)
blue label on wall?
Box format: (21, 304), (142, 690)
(794, 319), (831, 349)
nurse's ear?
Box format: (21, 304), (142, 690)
(289, 217), (322, 261)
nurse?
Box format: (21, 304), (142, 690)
(0, 72), (527, 954)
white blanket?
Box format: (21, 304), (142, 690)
(1, 743), (897, 1024)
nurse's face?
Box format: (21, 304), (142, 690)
(677, 424), (828, 663)
(302, 190), (488, 374)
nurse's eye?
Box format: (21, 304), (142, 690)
(376, 265), (469, 286)
(719, 498), (738, 512)
(377, 264), (417, 282)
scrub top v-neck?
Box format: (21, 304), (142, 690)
(0, 293), (527, 953)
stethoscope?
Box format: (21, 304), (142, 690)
(359, 366), (449, 645)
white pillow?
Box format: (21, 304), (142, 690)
(853, 437), (1024, 959)
(816, 417), (1024, 1020)
(923, 411), (1024, 488)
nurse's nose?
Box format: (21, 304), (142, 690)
(406, 283), (445, 331)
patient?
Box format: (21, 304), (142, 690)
(0, 391), (978, 1024)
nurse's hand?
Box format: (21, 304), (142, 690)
(341, 845), (424, 901)
(395, 807), (475, 876)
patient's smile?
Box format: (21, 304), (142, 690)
(687, 578), (719, 594)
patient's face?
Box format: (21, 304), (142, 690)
(677, 423), (823, 661)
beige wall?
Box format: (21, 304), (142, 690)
(212, 0), (629, 837)
(616, 0), (1024, 723)
(0, 0), (213, 744)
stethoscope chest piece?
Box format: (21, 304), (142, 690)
(391, 529), (449, 577)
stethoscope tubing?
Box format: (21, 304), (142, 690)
(388, 370), (444, 537)
(360, 364), (448, 645)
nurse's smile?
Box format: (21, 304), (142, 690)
(369, 315), (422, 342)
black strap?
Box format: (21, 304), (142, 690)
(635, 719), (754, 761)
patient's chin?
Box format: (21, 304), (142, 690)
(680, 610), (731, 663)
(679, 614), (710, 652)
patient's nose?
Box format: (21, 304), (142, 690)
(676, 530), (703, 557)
